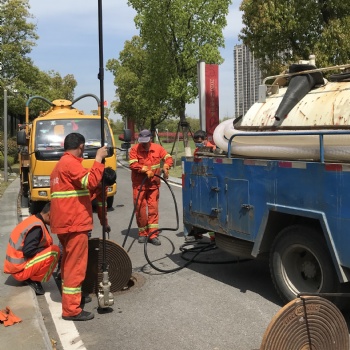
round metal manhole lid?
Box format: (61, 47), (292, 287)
(82, 238), (132, 294)
(260, 296), (349, 350)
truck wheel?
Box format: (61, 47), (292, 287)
(270, 225), (339, 304)
(107, 196), (114, 209)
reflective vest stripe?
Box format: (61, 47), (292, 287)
(81, 173), (89, 189)
(164, 154), (171, 160)
(51, 189), (89, 198)
(6, 254), (25, 264)
(129, 159), (138, 165)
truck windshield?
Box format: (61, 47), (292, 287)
(35, 119), (113, 150)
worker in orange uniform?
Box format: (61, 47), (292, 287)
(3, 202), (60, 295)
(193, 129), (216, 157)
(129, 129), (173, 246)
(50, 132), (108, 321)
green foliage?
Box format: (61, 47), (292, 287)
(240, 0), (350, 74)
(0, 132), (18, 163)
(0, 0), (77, 125)
(112, 0), (230, 124)
(0, 154), (14, 169)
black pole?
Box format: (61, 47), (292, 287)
(97, 0), (107, 272)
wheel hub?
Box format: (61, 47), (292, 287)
(301, 260), (317, 279)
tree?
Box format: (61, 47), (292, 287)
(127, 0), (231, 146)
(0, 0), (38, 82)
(239, 0), (350, 75)
(107, 36), (172, 131)
(0, 0), (77, 128)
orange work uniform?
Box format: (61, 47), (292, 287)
(193, 140), (216, 157)
(50, 152), (104, 317)
(129, 143), (173, 239)
(4, 215), (60, 283)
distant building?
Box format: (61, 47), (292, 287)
(234, 44), (262, 118)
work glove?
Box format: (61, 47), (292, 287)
(162, 164), (170, 179)
(146, 170), (154, 178)
(140, 165), (149, 173)
(105, 224), (111, 233)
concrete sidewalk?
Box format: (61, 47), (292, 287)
(0, 177), (51, 349)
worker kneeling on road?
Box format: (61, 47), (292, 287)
(129, 129), (173, 246)
(3, 202), (60, 295)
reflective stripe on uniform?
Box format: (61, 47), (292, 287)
(62, 285), (82, 295)
(51, 189), (89, 198)
(81, 173), (89, 189)
(148, 224), (159, 229)
(150, 164), (160, 170)
(129, 159), (138, 165)
(24, 250), (59, 269)
(164, 154), (171, 160)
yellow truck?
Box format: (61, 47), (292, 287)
(17, 94), (117, 214)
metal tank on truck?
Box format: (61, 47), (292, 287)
(17, 94), (117, 214)
(182, 56), (350, 305)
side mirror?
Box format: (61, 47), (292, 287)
(124, 129), (132, 143)
(17, 130), (27, 146)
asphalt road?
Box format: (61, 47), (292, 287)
(37, 164), (311, 350)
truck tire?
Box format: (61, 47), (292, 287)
(29, 200), (46, 215)
(215, 232), (254, 259)
(270, 225), (339, 304)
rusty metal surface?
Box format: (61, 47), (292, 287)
(260, 296), (349, 350)
(242, 81), (350, 129)
(82, 238), (132, 294)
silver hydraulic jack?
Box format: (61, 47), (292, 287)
(98, 270), (114, 308)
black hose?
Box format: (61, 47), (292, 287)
(122, 173), (251, 273)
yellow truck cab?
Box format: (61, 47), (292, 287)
(17, 94), (117, 214)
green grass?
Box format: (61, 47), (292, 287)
(114, 135), (196, 178)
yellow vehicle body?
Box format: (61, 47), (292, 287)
(18, 95), (117, 213)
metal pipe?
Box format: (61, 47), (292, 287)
(4, 88), (8, 182)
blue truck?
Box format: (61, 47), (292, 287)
(182, 60), (350, 304)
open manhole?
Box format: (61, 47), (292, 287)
(82, 238), (132, 294)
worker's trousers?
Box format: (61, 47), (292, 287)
(133, 186), (159, 239)
(13, 245), (60, 282)
(57, 231), (89, 317)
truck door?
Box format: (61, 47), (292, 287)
(190, 175), (220, 216)
(225, 179), (252, 236)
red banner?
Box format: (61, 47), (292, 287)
(205, 64), (219, 142)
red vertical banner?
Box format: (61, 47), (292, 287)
(127, 120), (136, 142)
(205, 64), (219, 142)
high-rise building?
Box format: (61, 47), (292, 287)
(234, 44), (262, 118)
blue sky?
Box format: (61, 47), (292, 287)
(28, 0), (243, 121)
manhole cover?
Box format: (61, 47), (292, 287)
(260, 295), (349, 350)
(82, 238), (132, 294)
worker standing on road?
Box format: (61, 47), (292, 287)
(129, 129), (173, 246)
(3, 202), (60, 295)
(55, 167), (117, 276)
(50, 132), (108, 321)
